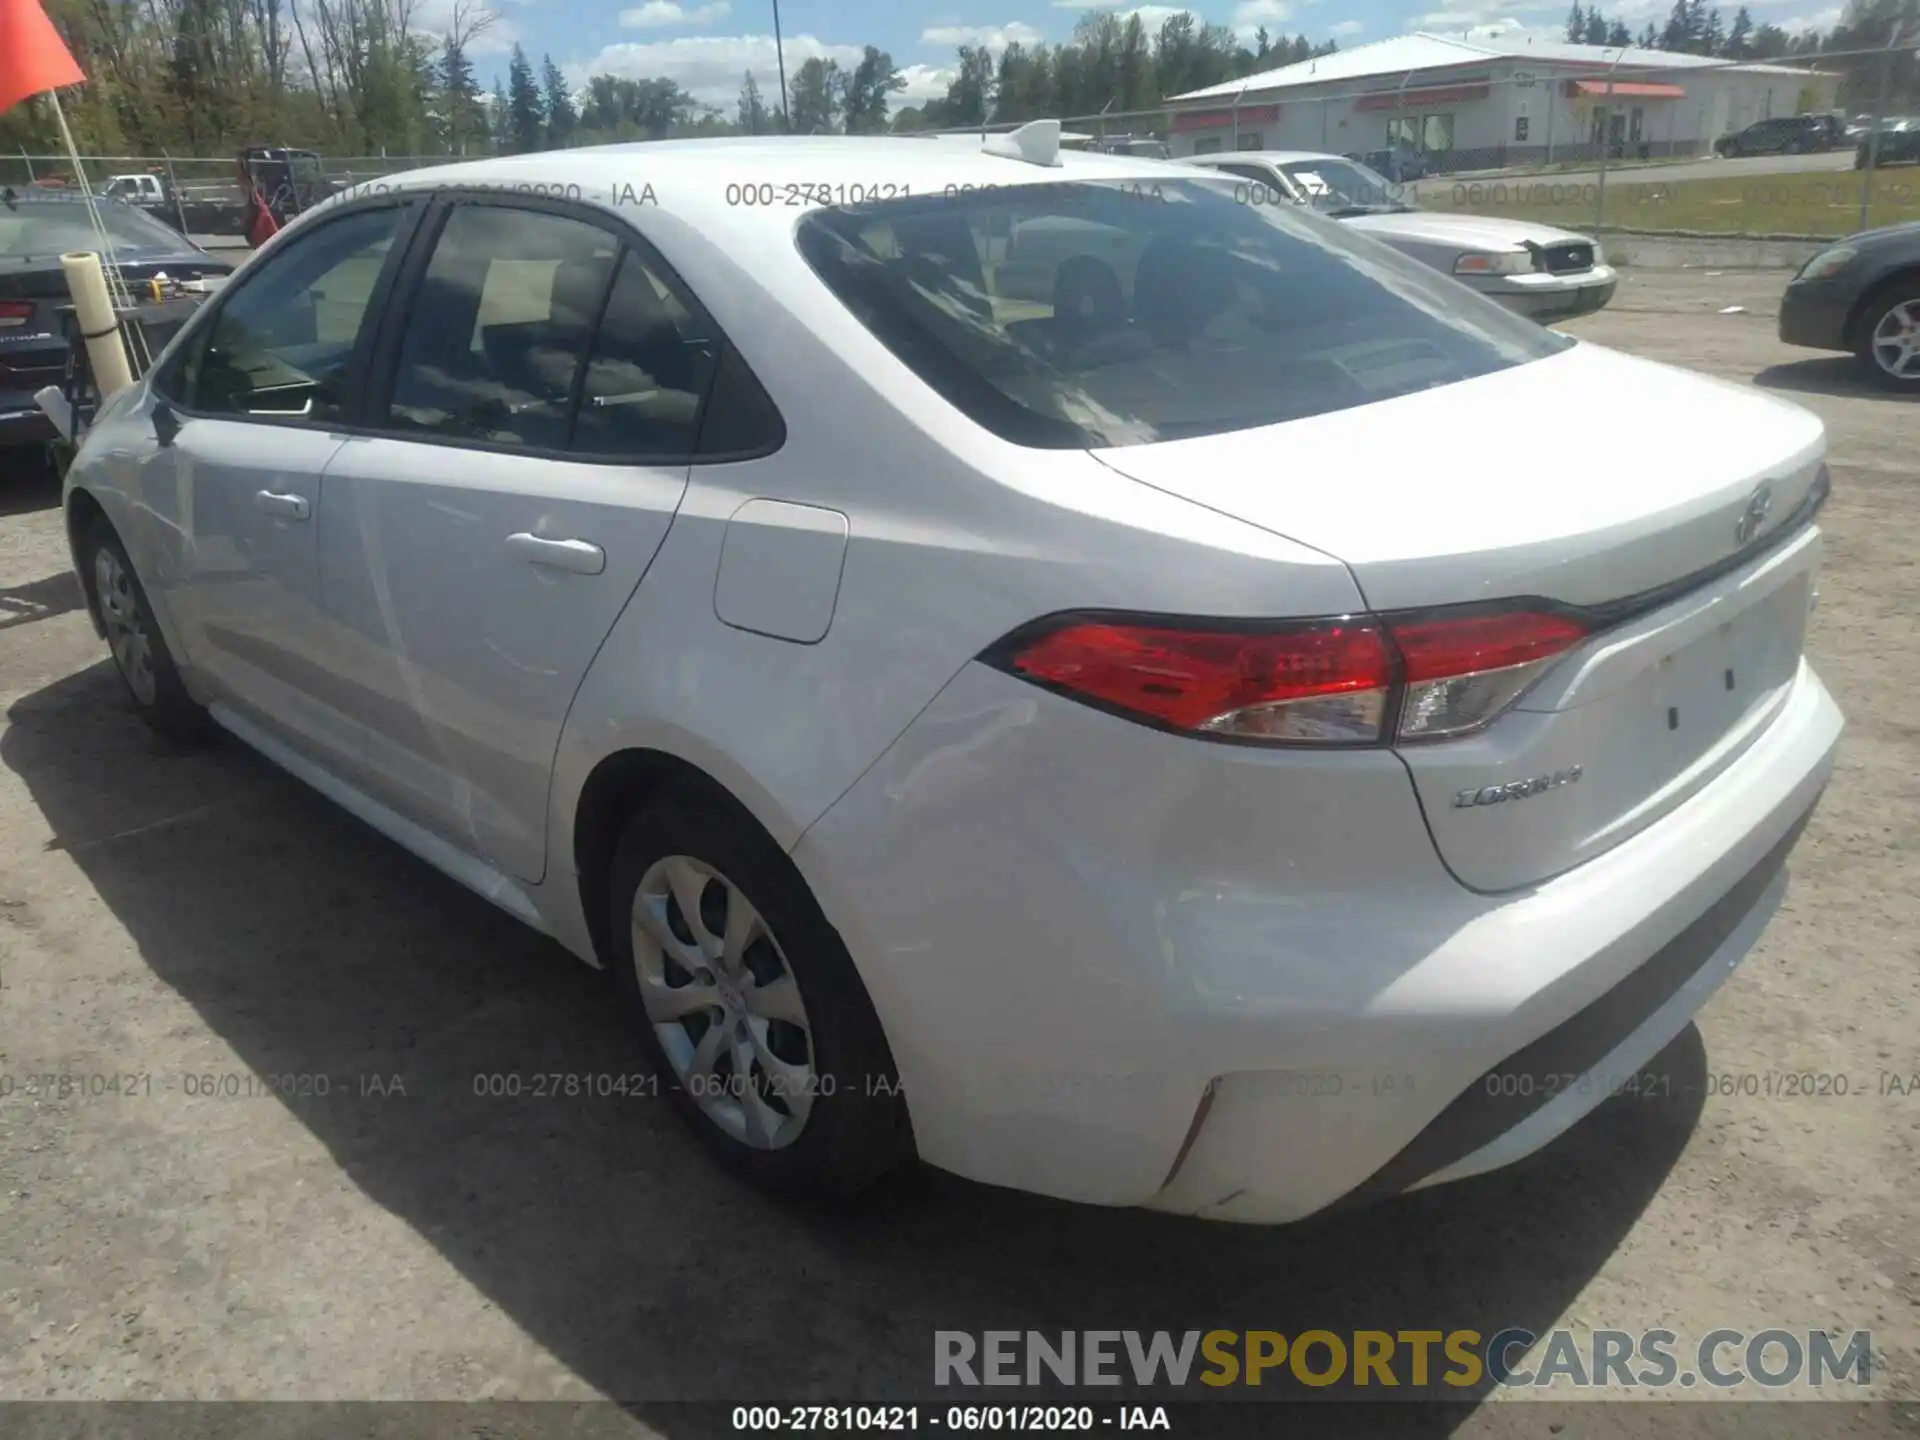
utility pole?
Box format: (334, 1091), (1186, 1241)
(772, 0), (791, 132)
(1859, 18), (1908, 232)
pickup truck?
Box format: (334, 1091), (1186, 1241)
(99, 173), (169, 205)
(94, 172), (246, 239)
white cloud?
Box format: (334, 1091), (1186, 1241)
(920, 21), (1045, 49)
(1774, 4), (1839, 27)
(619, 1), (731, 27)
(895, 62), (954, 103)
(1408, 6), (1552, 36)
(1330, 16), (1363, 32)
(1051, 0), (1178, 11)
(1137, 4), (1197, 26)
(1233, 0), (1291, 22)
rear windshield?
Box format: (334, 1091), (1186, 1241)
(796, 179), (1569, 449)
(0, 197), (192, 258)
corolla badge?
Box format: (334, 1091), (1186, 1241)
(1735, 483), (1775, 546)
(1453, 765), (1583, 808)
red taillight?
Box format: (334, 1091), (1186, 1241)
(0, 300), (34, 327)
(1391, 610), (1587, 740)
(992, 607), (1588, 746)
(1004, 619), (1395, 744)
(1392, 610), (1589, 682)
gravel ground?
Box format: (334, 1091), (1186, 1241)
(0, 268), (1916, 1439)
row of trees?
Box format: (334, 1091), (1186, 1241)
(1566, 1), (1797, 58)
(896, 14), (1342, 130)
(0, 0), (1347, 158)
(2, 0), (1912, 161)
(1567, 0), (1919, 112)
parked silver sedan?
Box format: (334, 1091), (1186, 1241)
(1189, 150), (1618, 323)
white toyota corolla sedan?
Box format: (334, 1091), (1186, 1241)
(61, 124), (1842, 1223)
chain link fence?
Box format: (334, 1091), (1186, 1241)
(7, 40), (1915, 266)
(940, 39), (1920, 265)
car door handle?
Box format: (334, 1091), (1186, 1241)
(504, 532), (606, 576)
(256, 489), (311, 521)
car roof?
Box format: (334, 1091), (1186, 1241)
(322, 136), (1203, 246)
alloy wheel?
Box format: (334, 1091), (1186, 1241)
(1868, 299), (1920, 381)
(630, 854), (818, 1150)
(95, 545), (156, 707)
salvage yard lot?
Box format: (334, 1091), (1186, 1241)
(0, 269), (1916, 1435)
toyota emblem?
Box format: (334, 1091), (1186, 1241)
(1735, 484), (1774, 546)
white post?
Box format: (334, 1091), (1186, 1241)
(61, 250), (134, 399)
(1592, 47), (1629, 235)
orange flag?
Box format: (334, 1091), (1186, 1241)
(0, 0), (86, 116)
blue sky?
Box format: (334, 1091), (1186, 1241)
(448, 0), (1840, 112)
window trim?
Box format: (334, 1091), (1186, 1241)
(149, 195), (426, 431)
(355, 188), (784, 469)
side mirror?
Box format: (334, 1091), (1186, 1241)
(152, 399), (181, 447)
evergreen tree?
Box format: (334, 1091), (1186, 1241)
(436, 37), (480, 154)
(489, 79), (512, 152)
(505, 44), (545, 153)
(738, 71), (769, 133)
(1725, 5), (1753, 56)
(542, 56), (577, 147)
(1661, 0), (1692, 50)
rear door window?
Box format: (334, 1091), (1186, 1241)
(569, 247), (720, 462)
(797, 179), (1569, 449)
(384, 203), (619, 450)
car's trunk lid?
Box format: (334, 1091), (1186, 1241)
(1089, 341), (1828, 891)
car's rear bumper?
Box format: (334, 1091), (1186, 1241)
(795, 655), (1841, 1222)
(1476, 266), (1618, 322)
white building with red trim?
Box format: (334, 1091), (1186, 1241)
(1162, 33), (1836, 168)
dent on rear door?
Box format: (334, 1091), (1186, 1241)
(310, 207), (707, 883)
(315, 439), (689, 883)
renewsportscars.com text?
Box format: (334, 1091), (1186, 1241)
(934, 1328), (1872, 1391)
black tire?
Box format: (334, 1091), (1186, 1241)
(79, 516), (212, 742)
(1853, 280), (1920, 394)
(606, 785), (914, 1202)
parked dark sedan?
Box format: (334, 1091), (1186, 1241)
(1778, 219), (1920, 391)
(1854, 117), (1920, 169)
(1715, 114), (1835, 157)
(0, 187), (234, 448)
